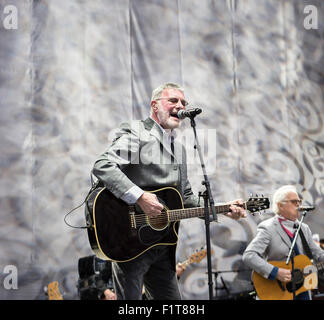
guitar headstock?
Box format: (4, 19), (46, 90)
(245, 196), (270, 215)
(47, 281), (63, 300)
(188, 248), (214, 264)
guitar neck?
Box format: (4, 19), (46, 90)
(168, 204), (232, 222)
(178, 260), (190, 269)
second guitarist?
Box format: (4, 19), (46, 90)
(243, 185), (324, 300)
(92, 82), (247, 300)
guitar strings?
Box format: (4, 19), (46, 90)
(133, 206), (227, 223)
(133, 208), (207, 223)
(132, 210), (201, 227)
(131, 206), (225, 227)
(131, 201), (266, 227)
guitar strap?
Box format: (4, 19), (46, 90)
(170, 135), (175, 164)
(298, 228), (314, 262)
(279, 219), (314, 262)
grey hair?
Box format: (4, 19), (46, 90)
(151, 82), (184, 101)
(272, 185), (298, 214)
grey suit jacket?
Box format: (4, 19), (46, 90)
(92, 117), (199, 208)
(242, 215), (324, 279)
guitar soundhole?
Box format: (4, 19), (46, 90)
(148, 209), (169, 230)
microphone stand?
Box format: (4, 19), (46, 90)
(285, 209), (308, 300)
(189, 114), (217, 300)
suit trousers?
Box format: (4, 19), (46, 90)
(112, 245), (181, 300)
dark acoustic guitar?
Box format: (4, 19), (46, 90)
(85, 185), (269, 262)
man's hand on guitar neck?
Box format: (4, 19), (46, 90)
(136, 192), (164, 217)
(225, 199), (247, 220)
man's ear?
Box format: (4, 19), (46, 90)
(151, 100), (157, 111)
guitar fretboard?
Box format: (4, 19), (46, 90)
(130, 204), (232, 228)
(130, 196), (269, 229)
(167, 204), (231, 221)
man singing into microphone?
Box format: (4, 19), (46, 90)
(92, 82), (247, 300)
(243, 185), (324, 300)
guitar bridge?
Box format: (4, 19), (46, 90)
(129, 206), (136, 229)
(130, 214), (137, 228)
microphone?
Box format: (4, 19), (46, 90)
(298, 206), (315, 212)
(177, 108), (202, 119)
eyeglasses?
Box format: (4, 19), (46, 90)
(281, 199), (302, 205)
(155, 97), (188, 107)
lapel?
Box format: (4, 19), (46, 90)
(142, 117), (175, 160)
(273, 217), (292, 249)
(172, 139), (183, 165)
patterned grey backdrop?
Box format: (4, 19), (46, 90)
(0, 0), (323, 300)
